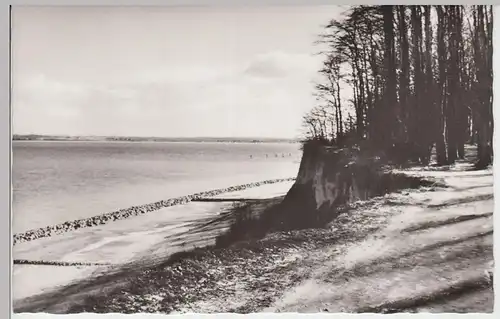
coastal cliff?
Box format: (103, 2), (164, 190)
(280, 143), (429, 224)
(282, 145), (372, 214)
(215, 142), (431, 246)
(282, 144), (394, 214)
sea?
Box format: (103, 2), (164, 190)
(12, 141), (302, 234)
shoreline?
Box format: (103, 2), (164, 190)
(13, 195), (286, 313)
(13, 140), (300, 145)
(12, 136), (300, 144)
(12, 183), (292, 308)
(13, 178), (296, 245)
(13, 182), (293, 304)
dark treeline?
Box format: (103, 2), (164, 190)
(303, 5), (493, 168)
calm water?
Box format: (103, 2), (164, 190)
(12, 141), (301, 233)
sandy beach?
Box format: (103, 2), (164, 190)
(13, 179), (295, 305)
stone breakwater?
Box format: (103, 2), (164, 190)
(13, 178), (295, 245)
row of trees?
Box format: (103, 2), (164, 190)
(303, 5), (493, 168)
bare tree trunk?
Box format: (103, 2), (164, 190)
(351, 38), (366, 139)
(456, 6), (466, 159)
(398, 6), (410, 142)
(435, 5), (448, 165)
(446, 6), (458, 163)
(382, 5), (398, 150)
(368, 32), (380, 142)
(474, 5), (493, 167)
(422, 5), (434, 165)
(336, 76), (343, 138)
(411, 6), (425, 163)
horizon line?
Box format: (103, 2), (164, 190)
(12, 133), (301, 141)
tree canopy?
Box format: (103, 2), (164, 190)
(303, 5), (493, 168)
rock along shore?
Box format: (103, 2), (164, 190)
(13, 178), (295, 245)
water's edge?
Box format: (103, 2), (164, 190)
(13, 178), (295, 245)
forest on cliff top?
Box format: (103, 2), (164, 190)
(303, 5), (493, 169)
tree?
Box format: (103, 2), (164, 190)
(435, 5), (449, 165)
(306, 5), (493, 168)
(381, 5), (398, 149)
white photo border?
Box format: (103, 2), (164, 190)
(2, 0), (499, 318)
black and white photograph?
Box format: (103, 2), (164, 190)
(11, 3), (494, 314)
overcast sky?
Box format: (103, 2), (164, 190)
(12, 5), (344, 138)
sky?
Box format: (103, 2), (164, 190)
(12, 5), (344, 139)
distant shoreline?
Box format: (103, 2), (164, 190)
(12, 135), (299, 144)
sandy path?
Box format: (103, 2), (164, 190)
(263, 165), (494, 313)
(171, 164), (493, 313)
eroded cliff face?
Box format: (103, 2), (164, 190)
(216, 144), (433, 246)
(283, 145), (376, 214)
(282, 144), (421, 217)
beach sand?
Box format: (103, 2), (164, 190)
(12, 180), (295, 303)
